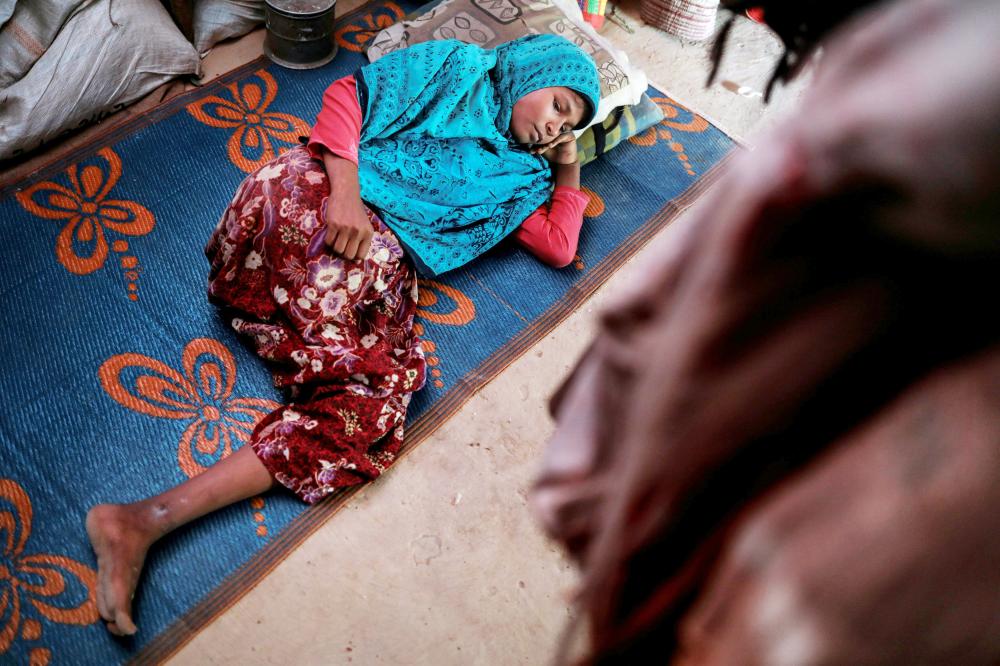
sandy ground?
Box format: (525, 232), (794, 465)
(2, 1), (810, 662)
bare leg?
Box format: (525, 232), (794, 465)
(86, 445), (274, 635)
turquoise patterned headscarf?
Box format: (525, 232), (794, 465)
(354, 35), (600, 276)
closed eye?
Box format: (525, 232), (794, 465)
(555, 98), (571, 132)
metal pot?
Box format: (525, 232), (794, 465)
(264, 0), (338, 70)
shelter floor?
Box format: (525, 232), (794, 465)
(3, 1), (808, 662)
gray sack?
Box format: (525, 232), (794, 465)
(0, 0), (200, 161)
(0, 0), (95, 88)
(193, 0), (265, 54)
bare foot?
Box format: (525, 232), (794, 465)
(86, 503), (158, 636)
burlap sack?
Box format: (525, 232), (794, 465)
(0, 1), (16, 30)
(192, 0), (265, 54)
(0, 0), (94, 88)
(0, 0), (200, 161)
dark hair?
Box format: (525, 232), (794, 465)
(709, 0), (881, 100)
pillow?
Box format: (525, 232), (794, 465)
(576, 92), (664, 166)
(365, 0), (647, 129)
(0, 0), (200, 161)
(0, 2), (14, 29)
(0, 0), (90, 89)
(192, 0), (266, 55)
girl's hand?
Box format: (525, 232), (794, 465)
(320, 150), (372, 261)
(532, 132), (579, 165)
(324, 196), (372, 261)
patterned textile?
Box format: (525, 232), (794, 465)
(205, 146), (426, 504)
(355, 35), (599, 276)
(493, 34), (599, 127)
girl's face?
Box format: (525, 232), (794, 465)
(510, 86), (587, 146)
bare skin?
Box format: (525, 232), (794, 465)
(86, 445), (273, 635)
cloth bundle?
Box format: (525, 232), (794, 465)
(532, 0), (1000, 661)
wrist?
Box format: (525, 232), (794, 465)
(554, 159), (581, 189)
(322, 150), (361, 198)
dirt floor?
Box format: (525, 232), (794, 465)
(3, 1), (810, 662)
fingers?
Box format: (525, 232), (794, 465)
(332, 227), (351, 255)
(324, 220), (373, 260)
(344, 235), (362, 260)
(530, 137), (553, 155)
(530, 132), (574, 155)
(356, 230), (373, 261)
(341, 225), (373, 261)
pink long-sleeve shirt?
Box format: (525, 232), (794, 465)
(306, 75), (587, 268)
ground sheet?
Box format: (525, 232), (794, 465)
(0, 3), (734, 662)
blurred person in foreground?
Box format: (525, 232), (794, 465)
(531, 0), (1000, 662)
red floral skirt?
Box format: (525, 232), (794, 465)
(205, 146), (426, 503)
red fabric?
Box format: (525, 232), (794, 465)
(307, 75), (361, 166)
(206, 146), (426, 504)
(308, 75), (587, 268)
(513, 186), (588, 267)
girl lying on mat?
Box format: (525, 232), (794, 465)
(85, 34), (600, 636)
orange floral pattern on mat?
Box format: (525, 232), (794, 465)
(335, 3), (404, 52)
(415, 280), (476, 389)
(416, 280), (475, 326)
(581, 186), (605, 218)
(630, 97), (709, 176)
(98, 338), (280, 478)
(0, 478), (99, 661)
(14, 147), (155, 300)
(186, 70), (311, 173)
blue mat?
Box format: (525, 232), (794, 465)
(0, 3), (734, 662)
